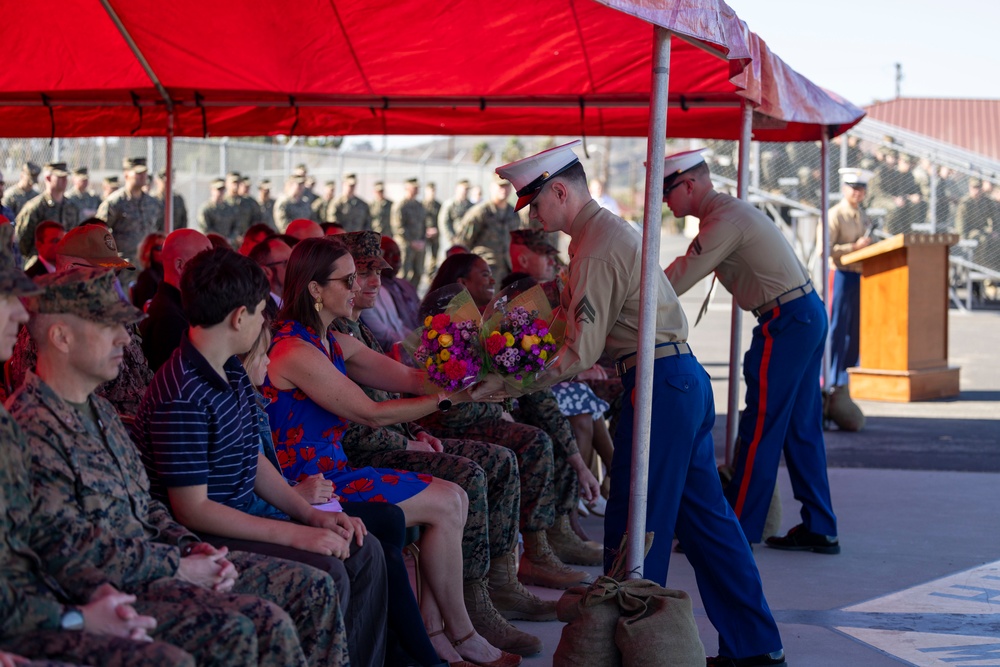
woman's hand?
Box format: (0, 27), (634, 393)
(294, 474), (337, 505)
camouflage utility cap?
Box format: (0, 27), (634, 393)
(45, 162), (69, 177)
(122, 157), (148, 173)
(28, 266), (144, 325)
(56, 225), (135, 270)
(0, 224), (41, 296)
(342, 230), (391, 270)
(510, 228), (558, 255)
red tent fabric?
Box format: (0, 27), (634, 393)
(0, 0), (863, 141)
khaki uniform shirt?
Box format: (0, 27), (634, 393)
(273, 195), (313, 232)
(826, 198), (869, 272)
(1, 186), (40, 219)
(391, 198), (426, 245)
(666, 189), (810, 312)
(332, 195), (371, 233)
(65, 188), (102, 220)
(6, 373), (196, 601)
(0, 404), (73, 635)
(370, 198), (393, 237)
(96, 189), (164, 260)
(546, 200), (688, 384)
(14, 196), (80, 257)
(439, 197), (472, 242)
(458, 201), (520, 280)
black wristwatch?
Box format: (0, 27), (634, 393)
(437, 392), (453, 413)
(60, 605), (85, 631)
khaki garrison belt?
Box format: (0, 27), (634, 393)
(615, 342), (692, 377)
(751, 282), (814, 319)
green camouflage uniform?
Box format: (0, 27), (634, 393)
(1, 186), (40, 219)
(438, 197), (472, 244)
(311, 197), (336, 224)
(333, 317), (520, 581)
(259, 197), (277, 230)
(391, 198), (427, 287)
(14, 197), (79, 258)
(274, 196), (313, 232)
(419, 401), (560, 533)
(95, 190), (164, 261)
(458, 201), (520, 284)
(234, 196), (263, 237)
(64, 188), (102, 220)
(0, 404), (214, 667)
(423, 197), (442, 274)
(333, 195), (372, 233)
(7, 323), (153, 418)
(369, 197), (393, 237)
(199, 198), (250, 240)
(152, 192), (189, 230)
(513, 389), (579, 515)
(7, 373), (349, 667)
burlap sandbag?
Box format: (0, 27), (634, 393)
(615, 579), (705, 667)
(553, 577), (623, 667)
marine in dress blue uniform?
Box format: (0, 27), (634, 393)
(663, 148), (839, 561)
(495, 142), (785, 666)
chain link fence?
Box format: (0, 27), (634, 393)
(0, 136), (498, 228)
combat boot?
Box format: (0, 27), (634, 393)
(488, 551), (557, 622)
(518, 530), (588, 589)
(546, 514), (603, 566)
(463, 578), (542, 657)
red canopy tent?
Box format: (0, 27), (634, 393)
(2, 0), (864, 578)
(1, 0), (861, 142)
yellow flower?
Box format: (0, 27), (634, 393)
(439, 349), (451, 361)
(425, 358), (434, 368)
(543, 333), (555, 344)
(503, 332), (515, 347)
(424, 315), (433, 327)
(539, 350), (548, 360)
(428, 329), (438, 340)
(438, 333), (454, 348)
(521, 335), (540, 351)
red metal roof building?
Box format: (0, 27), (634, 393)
(864, 97), (1000, 161)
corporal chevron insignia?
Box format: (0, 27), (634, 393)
(575, 295), (596, 324)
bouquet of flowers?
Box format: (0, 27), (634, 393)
(404, 286), (486, 392)
(481, 279), (564, 392)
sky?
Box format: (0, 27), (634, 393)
(728, 0), (1000, 107)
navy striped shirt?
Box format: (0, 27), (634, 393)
(132, 333), (258, 511)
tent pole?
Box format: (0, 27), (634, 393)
(626, 25), (671, 579)
(164, 111), (175, 234)
(820, 129), (831, 389)
(725, 100), (753, 465)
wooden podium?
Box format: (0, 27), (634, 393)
(840, 233), (960, 402)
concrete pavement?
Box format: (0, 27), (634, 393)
(512, 231), (1000, 666)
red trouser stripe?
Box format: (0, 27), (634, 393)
(733, 306), (778, 518)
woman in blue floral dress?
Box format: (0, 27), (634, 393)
(265, 237), (519, 667)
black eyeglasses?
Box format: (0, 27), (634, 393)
(664, 179), (689, 197)
(323, 272), (357, 289)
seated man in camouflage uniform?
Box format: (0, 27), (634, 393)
(7, 224), (153, 417)
(333, 231), (547, 657)
(8, 265), (349, 667)
(0, 227), (201, 667)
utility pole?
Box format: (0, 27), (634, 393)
(895, 63), (903, 99)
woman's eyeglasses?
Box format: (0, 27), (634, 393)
(324, 272), (357, 289)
